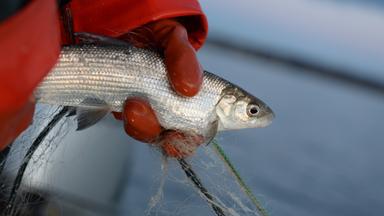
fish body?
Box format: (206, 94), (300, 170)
(35, 45), (274, 138)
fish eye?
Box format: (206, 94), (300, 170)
(247, 104), (260, 117)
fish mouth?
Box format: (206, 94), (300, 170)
(267, 106), (275, 120)
(259, 106), (275, 127)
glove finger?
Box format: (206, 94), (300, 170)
(150, 20), (203, 97)
(165, 33), (203, 97)
(123, 98), (162, 143)
(111, 111), (123, 120)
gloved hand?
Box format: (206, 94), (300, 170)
(114, 19), (204, 158)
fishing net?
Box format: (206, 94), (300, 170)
(0, 105), (72, 215)
(144, 142), (269, 216)
(0, 105), (269, 216)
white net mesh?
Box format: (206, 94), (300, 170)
(144, 143), (267, 216)
(1, 105), (268, 216)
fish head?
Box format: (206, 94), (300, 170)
(216, 86), (274, 131)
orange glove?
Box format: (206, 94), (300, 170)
(115, 19), (204, 158)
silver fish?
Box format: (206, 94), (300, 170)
(35, 45), (274, 140)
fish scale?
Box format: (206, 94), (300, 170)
(35, 45), (229, 135)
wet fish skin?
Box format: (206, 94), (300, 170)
(35, 45), (273, 137)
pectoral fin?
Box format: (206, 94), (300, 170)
(205, 120), (219, 145)
(76, 98), (111, 131)
(66, 107), (77, 117)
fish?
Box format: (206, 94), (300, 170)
(34, 44), (274, 140)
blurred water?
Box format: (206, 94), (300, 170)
(201, 0), (384, 81)
(335, 0), (384, 7)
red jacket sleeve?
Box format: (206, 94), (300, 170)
(68, 0), (208, 50)
(0, 0), (61, 113)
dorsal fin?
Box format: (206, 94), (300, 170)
(74, 32), (129, 46)
(205, 120), (219, 146)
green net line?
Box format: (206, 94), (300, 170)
(211, 140), (269, 216)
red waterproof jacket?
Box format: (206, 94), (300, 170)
(0, 0), (207, 149)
